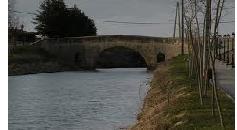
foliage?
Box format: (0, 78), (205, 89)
(65, 6), (97, 37)
(34, 0), (97, 38)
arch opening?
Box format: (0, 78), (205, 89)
(96, 46), (147, 68)
(74, 52), (83, 65)
(157, 52), (165, 63)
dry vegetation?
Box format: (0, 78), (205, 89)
(130, 55), (234, 130)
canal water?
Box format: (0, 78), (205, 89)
(9, 68), (151, 130)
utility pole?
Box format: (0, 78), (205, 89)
(173, 2), (181, 40)
(173, 2), (178, 38)
(181, 0), (184, 55)
(178, 2), (181, 40)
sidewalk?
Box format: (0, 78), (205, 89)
(215, 60), (235, 100)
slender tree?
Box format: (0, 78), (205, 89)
(182, 0), (226, 127)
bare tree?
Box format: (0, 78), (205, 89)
(182, 0), (226, 127)
(8, 0), (19, 28)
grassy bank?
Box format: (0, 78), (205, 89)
(8, 46), (78, 75)
(9, 46), (55, 64)
(130, 55), (234, 130)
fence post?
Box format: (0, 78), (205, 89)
(223, 35), (226, 62)
(218, 35), (221, 60)
(231, 33), (235, 68)
(227, 34), (230, 65)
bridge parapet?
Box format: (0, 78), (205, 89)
(42, 35), (179, 45)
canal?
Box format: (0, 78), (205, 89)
(9, 68), (151, 130)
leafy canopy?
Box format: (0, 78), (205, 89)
(34, 0), (97, 38)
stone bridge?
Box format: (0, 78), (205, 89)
(39, 35), (187, 70)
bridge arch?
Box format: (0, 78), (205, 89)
(95, 46), (148, 68)
(156, 52), (166, 63)
(74, 52), (82, 65)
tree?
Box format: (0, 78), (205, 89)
(8, 0), (19, 28)
(65, 5), (97, 37)
(9, 0), (20, 45)
(183, 0), (226, 127)
(34, 0), (67, 37)
(34, 0), (97, 38)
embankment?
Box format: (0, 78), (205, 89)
(8, 46), (83, 76)
(130, 55), (234, 129)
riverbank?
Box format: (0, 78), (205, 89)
(130, 55), (234, 129)
(8, 46), (83, 76)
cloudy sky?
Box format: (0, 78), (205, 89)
(14, 0), (235, 37)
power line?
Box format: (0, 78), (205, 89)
(9, 9), (37, 15)
(103, 20), (234, 25)
(223, 7), (235, 9)
(104, 21), (173, 25)
(219, 20), (235, 23)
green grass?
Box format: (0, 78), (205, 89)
(166, 55), (234, 130)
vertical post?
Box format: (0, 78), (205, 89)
(232, 33), (235, 51)
(232, 33), (235, 68)
(216, 35), (219, 59)
(178, 2), (181, 40)
(173, 2), (178, 38)
(223, 35), (226, 62)
(214, 36), (218, 58)
(227, 34), (230, 65)
(181, 0), (184, 55)
(218, 35), (221, 60)
(232, 53), (235, 68)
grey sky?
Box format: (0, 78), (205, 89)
(14, 0), (235, 37)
